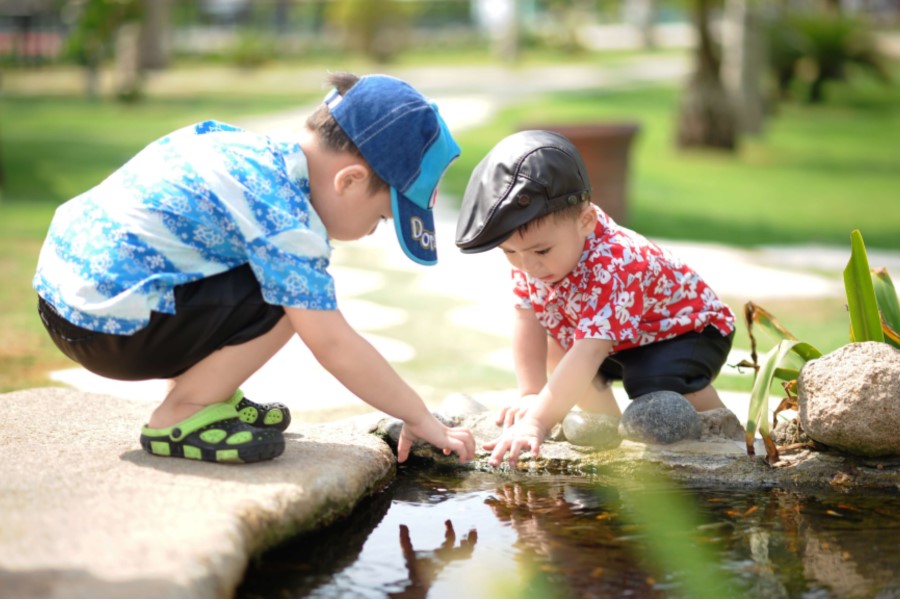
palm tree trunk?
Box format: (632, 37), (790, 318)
(676, 0), (738, 150)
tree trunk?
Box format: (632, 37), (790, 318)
(676, 0), (738, 150)
(115, 22), (143, 101)
(722, 0), (767, 135)
(139, 0), (170, 70)
(625, 0), (658, 49)
(85, 59), (101, 100)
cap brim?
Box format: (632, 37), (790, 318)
(457, 229), (513, 254)
(392, 188), (437, 265)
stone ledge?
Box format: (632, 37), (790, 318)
(0, 388), (395, 599)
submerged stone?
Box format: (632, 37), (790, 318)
(561, 412), (622, 450)
(618, 391), (701, 444)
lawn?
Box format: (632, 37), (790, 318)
(442, 72), (900, 250)
(1, 61), (897, 397)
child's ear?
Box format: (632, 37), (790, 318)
(333, 164), (370, 195)
(578, 202), (597, 235)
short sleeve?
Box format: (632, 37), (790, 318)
(511, 268), (532, 310)
(246, 232), (336, 310)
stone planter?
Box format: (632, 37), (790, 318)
(521, 123), (640, 224)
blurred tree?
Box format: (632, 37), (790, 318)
(64, 0), (142, 100)
(624, 0), (658, 49)
(768, 8), (889, 104)
(138, 0), (170, 70)
(676, 0), (739, 150)
(326, 0), (419, 63)
(721, 0), (767, 134)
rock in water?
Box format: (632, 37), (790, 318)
(561, 412), (622, 450)
(618, 391), (701, 444)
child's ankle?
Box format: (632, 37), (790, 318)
(147, 401), (211, 429)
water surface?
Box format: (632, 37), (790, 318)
(238, 467), (900, 598)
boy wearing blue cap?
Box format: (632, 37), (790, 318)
(34, 72), (475, 465)
(456, 130), (735, 467)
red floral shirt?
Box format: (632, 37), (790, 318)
(512, 206), (734, 353)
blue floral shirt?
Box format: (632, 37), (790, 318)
(33, 120), (335, 335)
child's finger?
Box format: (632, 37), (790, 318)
(529, 437), (542, 458)
(397, 434), (411, 463)
(447, 430), (476, 463)
(489, 439), (511, 467)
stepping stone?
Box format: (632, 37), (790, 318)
(619, 391), (701, 444)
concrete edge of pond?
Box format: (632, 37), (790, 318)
(0, 388), (396, 599)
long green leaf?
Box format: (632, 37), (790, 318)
(746, 340), (822, 462)
(844, 230), (884, 343)
(745, 301), (797, 341)
(872, 267), (900, 348)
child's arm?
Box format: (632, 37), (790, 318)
(285, 307), (476, 463)
(485, 337), (613, 467)
(496, 306), (548, 427)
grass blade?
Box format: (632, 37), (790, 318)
(746, 340), (822, 462)
(872, 267), (900, 348)
(844, 230), (884, 343)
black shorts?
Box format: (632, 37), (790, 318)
(38, 264), (285, 381)
(599, 326), (734, 398)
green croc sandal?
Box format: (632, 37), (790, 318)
(225, 389), (291, 432)
(140, 403), (285, 464)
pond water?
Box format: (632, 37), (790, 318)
(238, 467), (900, 598)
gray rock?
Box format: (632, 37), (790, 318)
(699, 408), (745, 441)
(371, 412), (461, 465)
(561, 411), (622, 450)
(799, 342), (900, 457)
(618, 391), (701, 444)
(772, 417), (812, 447)
(438, 393), (490, 425)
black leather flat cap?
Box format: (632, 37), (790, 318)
(455, 130), (591, 254)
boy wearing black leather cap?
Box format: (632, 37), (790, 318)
(456, 130), (735, 468)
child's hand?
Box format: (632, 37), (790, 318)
(496, 394), (539, 428)
(397, 416), (476, 464)
(482, 415), (547, 468)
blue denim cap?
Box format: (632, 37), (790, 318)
(326, 75), (461, 265)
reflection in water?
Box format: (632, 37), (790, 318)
(238, 469), (900, 599)
(390, 519), (477, 598)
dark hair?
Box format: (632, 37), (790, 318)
(515, 200), (590, 237)
(306, 72), (389, 195)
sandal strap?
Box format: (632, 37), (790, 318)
(142, 403), (240, 441)
(224, 389), (245, 407)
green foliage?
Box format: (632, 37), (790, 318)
(745, 338), (821, 463)
(767, 12), (889, 103)
(63, 0), (142, 67)
(225, 30), (279, 69)
(744, 229), (900, 463)
(618, 465), (738, 598)
(845, 229), (884, 343)
(325, 0), (420, 62)
(872, 268), (900, 348)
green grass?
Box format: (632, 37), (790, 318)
(443, 73), (900, 250)
(1, 63), (896, 395)
(0, 94), (313, 204)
